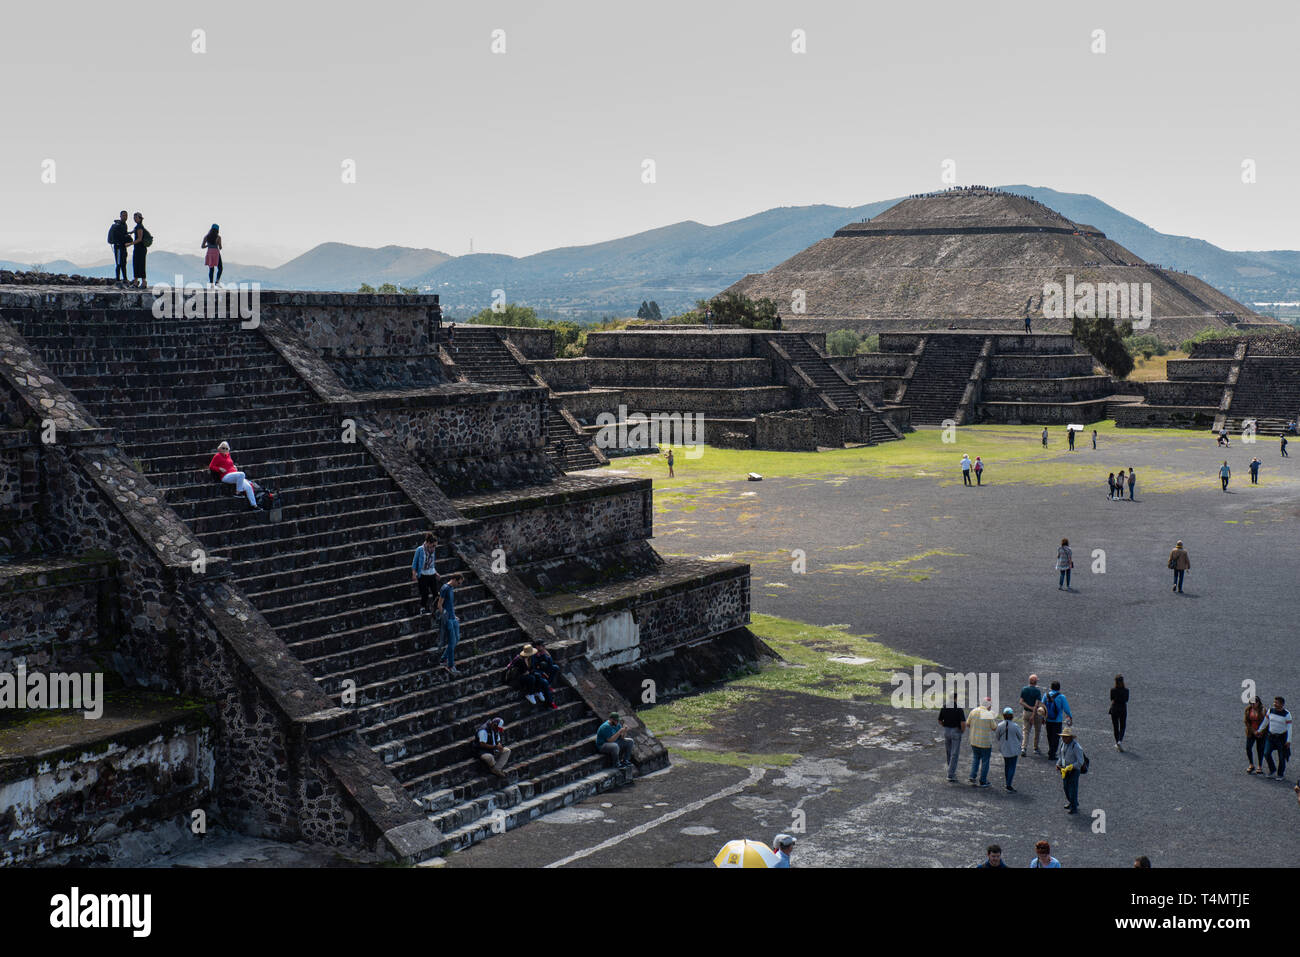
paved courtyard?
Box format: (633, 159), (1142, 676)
(444, 425), (1300, 868)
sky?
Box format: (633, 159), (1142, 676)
(1, 0), (1296, 266)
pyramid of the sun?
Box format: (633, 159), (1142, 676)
(727, 187), (1272, 345)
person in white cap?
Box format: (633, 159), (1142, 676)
(476, 717), (511, 778)
(772, 834), (795, 867)
(995, 707), (1024, 792)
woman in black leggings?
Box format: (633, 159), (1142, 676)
(1109, 675), (1129, 751)
(1245, 696), (1267, 774)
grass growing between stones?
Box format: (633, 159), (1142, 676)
(640, 613), (931, 767)
(614, 422), (1250, 495)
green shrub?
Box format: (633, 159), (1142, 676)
(826, 329), (860, 356)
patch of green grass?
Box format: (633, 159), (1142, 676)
(640, 613), (931, 739)
(666, 748), (800, 768)
(613, 422), (1238, 494)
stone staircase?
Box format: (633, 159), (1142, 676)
(447, 326), (604, 470)
(3, 308), (632, 858)
(1222, 357), (1300, 435)
(899, 335), (986, 424)
(773, 335), (902, 442)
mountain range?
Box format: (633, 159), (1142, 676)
(6, 186), (1298, 320)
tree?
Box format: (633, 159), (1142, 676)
(1072, 315), (1134, 378)
(673, 291), (780, 329)
(826, 329), (860, 356)
(468, 303), (542, 327)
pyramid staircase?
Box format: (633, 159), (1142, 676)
(445, 326), (605, 471)
(2, 307), (636, 857)
(771, 335), (902, 443)
(898, 335), (987, 425)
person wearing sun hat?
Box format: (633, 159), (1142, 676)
(1056, 726), (1088, 814)
(502, 643), (554, 709)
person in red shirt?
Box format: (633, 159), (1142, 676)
(208, 441), (259, 508)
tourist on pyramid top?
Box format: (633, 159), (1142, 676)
(202, 224), (223, 286)
(107, 210), (131, 285)
(130, 212), (150, 289)
(208, 441), (259, 509)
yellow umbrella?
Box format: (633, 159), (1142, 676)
(713, 839), (778, 868)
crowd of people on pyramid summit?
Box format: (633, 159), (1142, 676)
(104, 210), (225, 288)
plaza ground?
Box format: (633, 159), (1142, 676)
(441, 422), (1300, 868)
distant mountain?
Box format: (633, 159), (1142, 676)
(6, 190), (1297, 318)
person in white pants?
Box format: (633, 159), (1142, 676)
(208, 441), (259, 508)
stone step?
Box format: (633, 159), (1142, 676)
(402, 730), (611, 798)
(362, 672), (569, 747)
(389, 715), (592, 786)
(143, 439), (375, 476)
(185, 489), (413, 534)
(55, 364), (297, 390)
(378, 699), (588, 770)
(259, 576), (497, 630)
(188, 500), (421, 549)
(330, 639), (533, 713)
(173, 476), (397, 521)
(228, 530), (452, 577)
(116, 413), (338, 448)
(425, 764), (631, 858)
(162, 461), (379, 502)
(241, 550), (474, 603)
(212, 516), (427, 565)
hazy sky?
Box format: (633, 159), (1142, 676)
(1, 0), (1296, 265)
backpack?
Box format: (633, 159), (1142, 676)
(1044, 691), (1061, 721)
(140, 226), (154, 249)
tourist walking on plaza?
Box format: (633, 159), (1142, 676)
(435, 572), (463, 675)
(996, 707), (1023, 791)
(1167, 540), (1190, 593)
(596, 711), (634, 768)
(411, 532), (439, 613)
(1030, 840), (1061, 868)
(973, 456), (984, 485)
(202, 224), (223, 285)
(1041, 427), (1048, 448)
(1258, 696), (1293, 780)
(207, 441), (260, 509)
(978, 844), (1007, 868)
(107, 210), (131, 284)
(1092, 429), (1098, 450)
(130, 212), (150, 288)
(960, 453), (972, 486)
(1068, 427), (1075, 451)
(967, 698), (998, 788)
(1107, 472), (1116, 501)
(1057, 727), (1088, 814)
(1044, 681), (1072, 759)
(1250, 457), (1261, 484)
(938, 693), (967, 781)
(475, 717), (511, 778)
(1245, 695), (1267, 774)
(1127, 468), (1136, 500)
(1020, 674), (1044, 755)
(666, 447), (674, 478)
(1281, 434), (1289, 458)
(1219, 460), (1231, 491)
(1109, 675), (1129, 751)
(1055, 538), (1073, 591)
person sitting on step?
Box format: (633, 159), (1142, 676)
(502, 644), (556, 710)
(475, 717), (511, 779)
(208, 441), (259, 509)
(595, 712), (634, 769)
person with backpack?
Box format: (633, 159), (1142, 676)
(1281, 434), (1289, 458)
(475, 717), (511, 778)
(1109, 675), (1129, 752)
(1167, 540), (1190, 594)
(1043, 681), (1073, 760)
(1019, 674), (1045, 756)
(435, 573), (463, 676)
(107, 211), (132, 284)
(207, 441), (260, 509)
(1055, 538), (1073, 591)
(995, 707), (1023, 792)
(1257, 696), (1293, 781)
(973, 456), (984, 485)
(202, 224), (223, 286)
(130, 212), (151, 288)
(1056, 726), (1088, 814)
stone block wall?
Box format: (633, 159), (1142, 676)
(613, 385), (794, 415)
(558, 566), (750, 671)
(1166, 359), (1232, 381)
(981, 376), (1112, 400)
(988, 354), (1097, 378)
(469, 325), (556, 360)
(0, 558), (119, 676)
(573, 357), (776, 389)
(586, 330), (767, 359)
(364, 393), (545, 461)
(463, 480), (653, 567)
(0, 703), (215, 867)
(1145, 381), (1228, 406)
